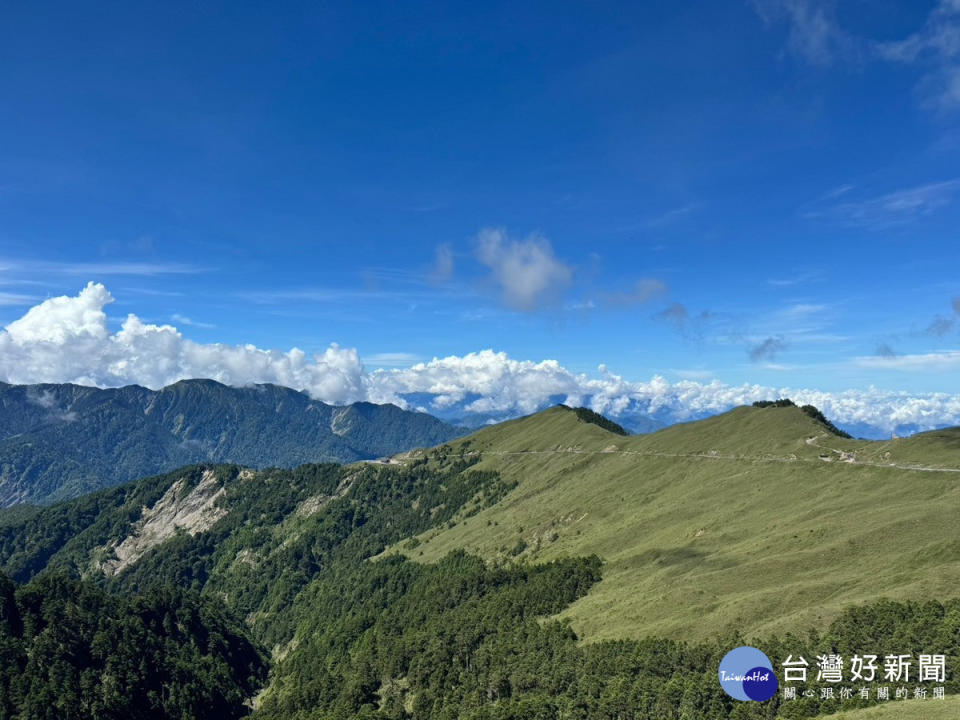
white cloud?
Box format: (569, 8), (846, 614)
(604, 278), (668, 307)
(0, 283), (367, 404)
(0, 292), (37, 306)
(1, 258), (207, 277)
(767, 270), (823, 287)
(644, 203), (698, 227)
(877, 0), (960, 110)
(6, 283), (112, 344)
(170, 313), (215, 329)
(855, 350), (960, 371)
(475, 228), (572, 311)
(756, 0), (960, 110)
(876, 0), (960, 112)
(429, 244), (455, 284)
(363, 352), (422, 368)
(670, 369), (715, 381)
(750, 0), (853, 66)
(805, 180), (960, 227)
(1, 284), (959, 435)
(878, 0), (960, 62)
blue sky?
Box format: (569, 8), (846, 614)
(1, 1), (959, 429)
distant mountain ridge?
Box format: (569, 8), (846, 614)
(0, 379), (462, 506)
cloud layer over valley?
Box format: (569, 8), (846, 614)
(2, 284), (959, 437)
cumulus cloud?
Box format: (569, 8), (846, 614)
(2, 284), (960, 435)
(369, 351), (960, 433)
(0, 283), (368, 404)
(475, 228), (572, 311)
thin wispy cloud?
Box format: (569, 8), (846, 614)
(170, 313), (215, 329)
(2, 258), (208, 277)
(927, 315), (955, 337)
(856, 349), (960, 371)
(671, 368), (714, 381)
(645, 203), (699, 227)
(780, 303), (827, 319)
(655, 303), (690, 324)
(754, 0), (960, 111)
(875, 342), (898, 358)
(877, 0), (960, 111)
(429, 244), (455, 285)
(750, 0), (856, 67)
(749, 336), (788, 363)
(0, 292), (38, 306)
(240, 285), (457, 305)
(923, 297), (960, 337)
(604, 278), (668, 307)
(654, 302), (714, 343)
(822, 184), (855, 200)
(362, 352), (422, 368)
(119, 287), (186, 297)
(767, 270), (823, 287)
(804, 179), (960, 228)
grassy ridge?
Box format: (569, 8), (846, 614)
(394, 405), (960, 642)
(794, 696), (960, 719)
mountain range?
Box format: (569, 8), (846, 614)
(0, 379), (462, 506)
(0, 402), (956, 718)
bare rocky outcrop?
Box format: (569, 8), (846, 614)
(294, 472), (357, 517)
(329, 407), (354, 437)
(98, 469), (228, 576)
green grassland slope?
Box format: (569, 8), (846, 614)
(394, 404), (960, 643)
(794, 696), (960, 720)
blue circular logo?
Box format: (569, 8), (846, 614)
(719, 646), (778, 702)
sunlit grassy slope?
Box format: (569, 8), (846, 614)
(794, 696), (960, 720)
(391, 405), (960, 643)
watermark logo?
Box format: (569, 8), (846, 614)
(719, 646), (778, 702)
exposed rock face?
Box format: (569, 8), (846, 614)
(329, 407), (354, 437)
(99, 469), (227, 576)
(294, 472), (357, 517)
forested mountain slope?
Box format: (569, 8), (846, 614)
(0, 379), (461, 506)
(0, 403), (956, 718)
